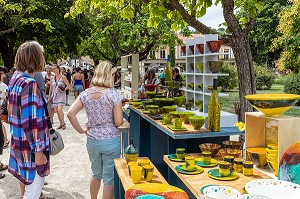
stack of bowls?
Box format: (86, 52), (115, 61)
(266, 144), (278, 176)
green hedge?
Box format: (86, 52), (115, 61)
(218, 62), (238, 91)
(284, 74), (300, 95)
(254, 64), (276, 90)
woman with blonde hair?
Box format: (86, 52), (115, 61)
(67, 61), (123, 199)
(8, 41), (50, 198)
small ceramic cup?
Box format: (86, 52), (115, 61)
(176, 148), (185, 159)
(243, 161), (254, 176)
(128, 161), (139, 176)
(143, 165), (154, 182)
(138, 159), (150, 173)
(202, 151), (211, 165)
(130, 166), (142, 184)
(185, 155), (195, 170)
(233, 158), (244, 173)
(224, 155), (235, 170)
(219, 161), (230, 177)
(174, 118), (183, 129)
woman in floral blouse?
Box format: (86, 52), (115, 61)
(8, 41), (50, 199)
(67, 61), (123, 199)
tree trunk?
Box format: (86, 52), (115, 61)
(0, 33), (16, 70)
(231, 33), (256, 121)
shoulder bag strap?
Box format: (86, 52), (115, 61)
(36, 83), (53, 131)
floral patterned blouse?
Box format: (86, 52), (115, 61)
(79, 88), (123, 140)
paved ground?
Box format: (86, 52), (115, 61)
(0, 95), (104, 199)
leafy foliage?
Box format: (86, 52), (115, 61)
(254, 64), (276, 90)
(284, 74), (300, 95)
(272, 0), (300, 73)
(218, 62), (238, 91)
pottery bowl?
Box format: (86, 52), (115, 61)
(245, 94), (300, 116)
(155, 95), (166, 98)
(173, 96), (186, 107)
(267, 160), (278, 176)
(196, 44), (204, 54)
(199, 143), (221, 157)
(207, 86), (222, 92)
(202, 185), (240, 199)
(223, 141), (242, 150)
(189, 116), (206, 130)
(162, 113), (173, 124)
(267, 144), (278, 150)
(178, 112), (195, 124)
(152, 98), (174, 107)
(149, 109), (158, 115)
(132, 102), (142, 107)
(129, 98), (140, 102)
(188, 83), (194, 90)
(169, 111), (181, 118)
(162, 106), (176, 113)
(197, 84), (203, 91)
(197, 63), (204, 73)
(208, 61), (223, 73)
(266, 148), (278, 154)
(247, 147), (267, 168)
(146, 105), (159, 110)
(218, 148), (241, 159)
(142, 101), (153, 109)
(144, 84), (156, 92)
(145, 91), (163, 99)
(206, 40), (222, 53)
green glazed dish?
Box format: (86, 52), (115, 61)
(146, 105), (159, 110)
(132, 102), (142, 107)
(173, 96), (186, 107)
(162, 106), (176, 113)
(145, 91), (163, 99)
(178, 112), (195, 124)
(142, 101), (153, 109)
(169, 111), (181, 118)
(189, 116), (206, 130)
(152, 98), (174, 107)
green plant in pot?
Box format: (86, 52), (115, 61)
(178, 112), (195, 124)
(189, 116), (206, 130)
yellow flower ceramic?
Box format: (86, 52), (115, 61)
(234, 121), (245, 131)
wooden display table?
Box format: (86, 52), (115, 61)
(114, 157), (168, 199)
(163, 154), (271, 199)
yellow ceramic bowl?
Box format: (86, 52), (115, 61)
(266, 153), (278, 159)
(267, 160), (278, 176)
(247, 148), (267, 168)
(267, 144), (278, 150)
(266, 148), (278, 154)
(245, 94), (300, 116)
(266, 156), (278, 162)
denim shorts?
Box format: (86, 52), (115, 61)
(74, 85), (84, 92)
(86, 137), (121, 185)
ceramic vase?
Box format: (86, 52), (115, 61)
(124, 138), (139, 163)
(208, 79), (221, 131)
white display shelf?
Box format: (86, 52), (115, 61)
(181, 34), (236, 127)
(121, 54), (139, 99)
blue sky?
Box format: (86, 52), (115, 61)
(199, 4), (225, 29)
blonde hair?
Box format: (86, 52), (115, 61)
(14, 41), (45, 73)
(92, 61), (114, 88)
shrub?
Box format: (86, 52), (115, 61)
(218, 62), (238, 91)
(274, 75), (289, 85)
(284, 74), (300, 95)
(254, 64), (276, 90)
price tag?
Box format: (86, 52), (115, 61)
(123, 104), (130, 110)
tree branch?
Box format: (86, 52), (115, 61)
(222, 0), (242, 37)
(92, 43), (113, 61)
(139, 40), (157, 61)
(0, 10), (25, 36)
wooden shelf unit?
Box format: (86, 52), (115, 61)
(121, 54), (139, 98)
(245, 112), (300, 173)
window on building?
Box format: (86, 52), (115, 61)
(160, 49), (166, 59)
(149, 50), (156, 59)
(224, 49), (229, 59)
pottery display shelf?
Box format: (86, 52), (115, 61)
(127, 105), (244, 180)
(114, 157), (168, 199)
(163, 153), (271, 199)
(121, 54), (139, 99)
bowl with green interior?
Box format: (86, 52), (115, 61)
(152, 98), (174, 107)
(173, 96), (186, 107)
(132, 102), (142, 107)
(189, 116), (206, 130)
(178, 112), (195, 124)
(162, 106), (176, 113)
(155, 95), (166, 98)
(145, 91), (163, 99)
(142, 101), (153, 109)
(146, 105), (159, 110)
(169, 111), (181, 118)
(207, 61), (223, 73)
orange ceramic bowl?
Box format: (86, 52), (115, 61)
(223, 141), (243, 150)
(199, 143), (221, 157)
(218, 148), (241, 159)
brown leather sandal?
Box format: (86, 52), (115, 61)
(62, 123), (66, 130)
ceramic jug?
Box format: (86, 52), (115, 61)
(124, 138), (139, 163)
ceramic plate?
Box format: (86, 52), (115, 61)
(202, 185), (240, 199)
(181, 165), (198, 172)
(175, 165), (204, 175)
(167, 124), (188, 131)
(239, 194), (272, 199)
(168, 154), (185, 162)
(195, 157), (218, 167)
(207, 169), (239, 181)
(161, 121), (173, 125)
(245, 179), (300, 199)
(142, 110), (150, 114)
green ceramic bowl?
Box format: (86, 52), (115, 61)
(162, 113), (173, 124)
(178, 112), (195, 124)
(188, 83), (194, 90)
(173, 96), (186, 107)
(129, 98), (140, 102)
(207, 86), (222, 92)
(189, 116), (206, 130)
(208, 61), (223, 73)
(197, 84), (203, 91)
(142, 101), (153, 109)
(150, 109), (159, 115)
(169, 111), (181, 118)
(155, 95), (166, 98)
(132, 102), (142, 107)
(162, 106), (176, 113)
(146, 105), (159, 110)
(197, 63), (203, 73)
(145, 91), (163, 99)
(152, 98), (174, 107)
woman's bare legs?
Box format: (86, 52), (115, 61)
(90, 177), (101, 199)
(56, 105), (65, 127)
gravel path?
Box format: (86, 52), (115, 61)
(0, 95), (104, 199)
